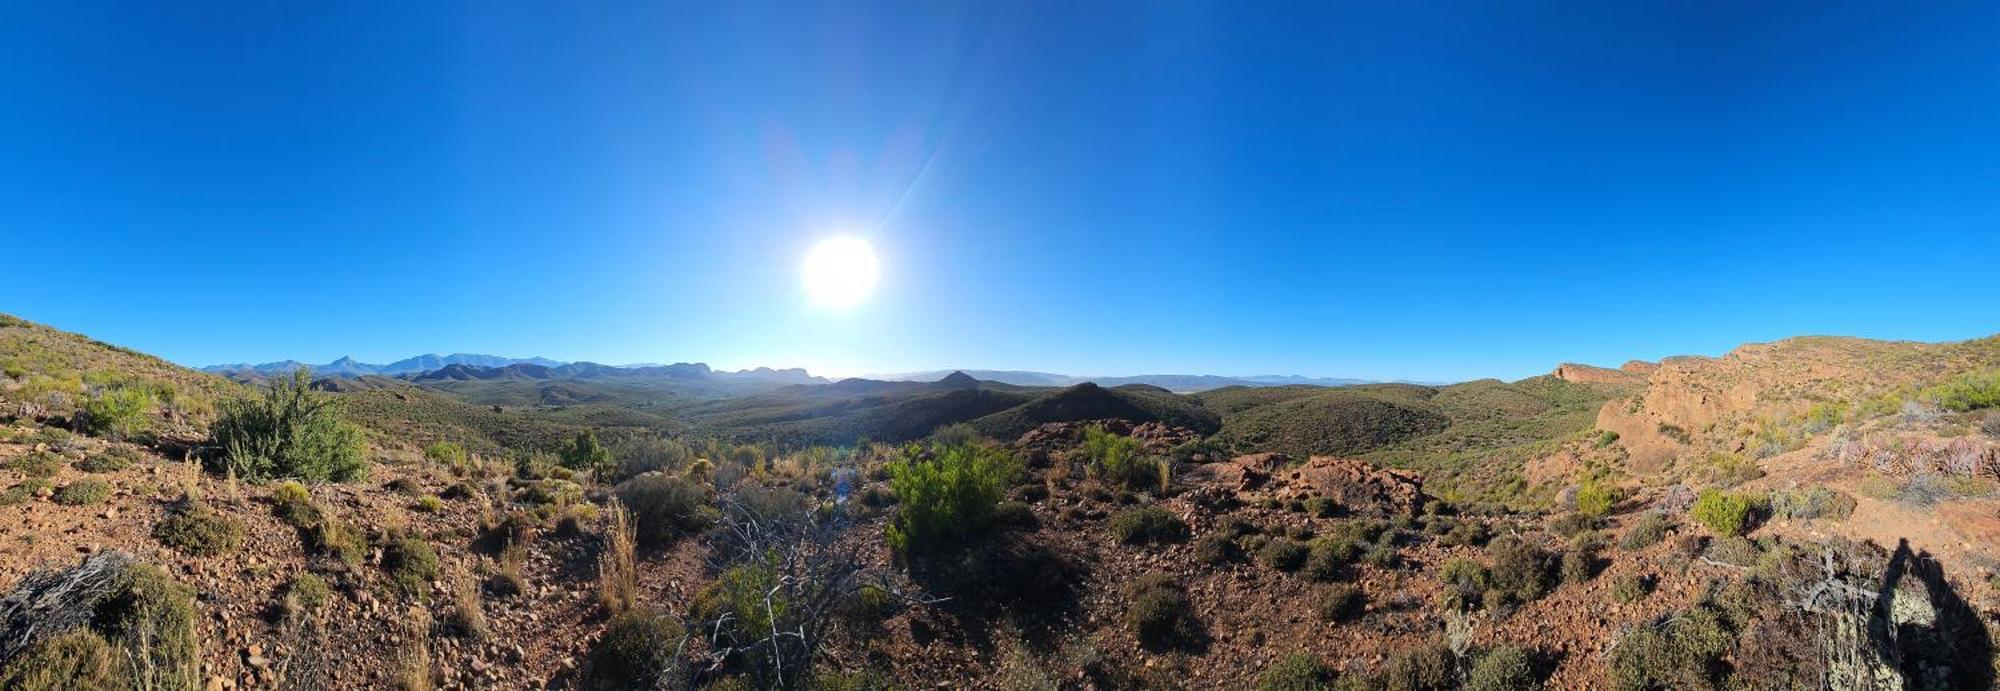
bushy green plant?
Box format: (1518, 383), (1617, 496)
(1611, 573), (1652, 603)
(383, 537), (440, 595)
(1380, 643), (1456, 691)
(1126, 573), (1202, 651)
(1690, 489), (1762, 537)
(1079, 426), (1166, 492)
(81, 388), (153, 440)
(154, 502), (245, 556)
(1921, 368), (2000, 412)
(589, 609), (684, 689)
(1487, 535), (1556, 604)
(1439, 556), (1490, 612)
(1315, 583), (1364, 622)
(559, 430), (614, 477)
(209, 368), (366, 482)
(284, 572), (331, 618)
(1619, 512), (1672, 551)
(1259, 652), (1335, 691)
(1259, 537), (1308, 571)
(1608, 608), (1732, 690)
(8, 451), (62, 478)
(1465, 646), (1539, 691)
(0, 630), (119, 690)
(1110, 505), (1187, 545)
(1302, 537), (1358, 582)
(1766, 486), (1855, 521)
(423, 441), (469, 470)
(1574, 480), (1619, 518)
(614, 474), (717, 548)
(76, 447), (140, 473)
(884, 442), (1019, 555)
(54, 478), (111, 506)
(1194, 532), (1242, 564)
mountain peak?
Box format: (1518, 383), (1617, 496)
(935, 371), (980, 389)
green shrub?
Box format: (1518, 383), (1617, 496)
(1259, 652), (1335, 691)
(1619, 512), (1672, 551)
(1441, 520), (1492, 547)
(8, 451), (62, 478)
(1766, 486), (1855, 521)
(1259, 537), (1309, 571)
(1921, 368), (2000, 412)
(1574, 480), (1618, 517)
(884, 442), (1020, 555)
(76, 447), (140, 473)
(1126, 573), (1202, 651)
(383, 537), (440, 596)
(284, 572), (331, 618)
(1315, 583), (1364, 622)
(1, 479), (47, 505)
(423, 441), (469, 469)
(81, 388), (153, 440)
(413, 495), (443, 512)
(1439, 556), (1490, 612)
(614, 474), (717, 549)
(1380, 643), (1456, 691)
(0, 630), (119, 690)
(1560, 549), (1597, 585)
(1302, 537), (1358, 582)
(1594, 430), (1620, 448)
(1656, 423), (1692, 444)
(1487, 535), (1556, 604)
(210, 368), (367, 482)
(154, 502), (245, 556)
(1704, 536), (1761, 567)
(1305, 496), (1338, 518)
(1690, 489), (1762, 537)
(1608, 608), (1732, 690)
(54, 478), (111, 506)
(1465, 645), (1539, 691)
(559, 430), (614, 477)
(1194, 532), (1242, 564)
(589, 609), (684, 689)
(1611, 573), (1652, 603)
(1110, 506), (1187, 545)
(100, 563), (201, 690)
(1079, 426), (1167, 492)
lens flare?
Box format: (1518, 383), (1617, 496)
(801, 236), (879, 309)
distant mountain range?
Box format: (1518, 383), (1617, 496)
(868, 370), (1399, 392)
(202, 354), (567, 378)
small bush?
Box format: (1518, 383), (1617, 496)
(0, 630), (119, 690)
(1608, 608), (1732, 690)
(1487, 535), (1556, 604)
(383, 537), (441, 596)
(884, 442), (1020, 555)
(1079, 426), (1166, 492)
(1439, 557), (1490, 612)
(81, 388), (152, 440)
(1380, 643), (1456, 691)
(8, 451), (62, 478)
(1110, 506), (1187, 545)
(54, 478), (111, 506)
(422, 441), (469, 470)
(1259, 538), (1309, 572)
(1465, 645), (1539, 691)
(1305, 496), (1338, 518)
(2, 562), (200, 690)
(1194, 533), (1242, 564)
(992, 500), (1040, 531)
(283, 572), (331, 619)
(1766, 486), (1855, 521)
(210, 368), (367, 482)
(154, 502), (245, 556)
(1302, 538), (1357, 582)
(559, 430), (615, 478)
(76, 447), (140, 473)
(1704, 536), (1761, 567)
(1611, 573), (1652, 603)
(1315, 583), (1364, 622)
(1560, 549), (1597, 585)
(1, 479), (47, 506)
(1441, 520), (1491, 547)
(1921, 368), (2000, 412)
(1574, 480), (1619, 517)
(1549, 513), (1599, 538)
(1595, 430), (1620, 448)
(1690, 489), (1762, 537)
(1259, 652), (1335, 691)
(588, 609), (684, 689)
(1126, 573), (1202, 651)
(614, 474), (717, 549)
(1619, 512), (1672, 551)
(413, 495), (444, 513)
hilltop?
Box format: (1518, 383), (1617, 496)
(2, 313), (1999, 690)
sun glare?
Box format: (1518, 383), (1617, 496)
(801, 236), (880, 309)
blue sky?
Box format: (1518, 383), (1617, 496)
(3, 2), (1996, 382)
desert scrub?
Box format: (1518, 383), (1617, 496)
(1302, 537), (1359, 582)
(0, 629), (120, 690)
(1486, 535), (1556, 604)
(1765, 486), (1855, 521)
(1259, 537), (1309, 572)
(1194, 532), (1243, 564)
(588, 609), (684, 689)
(1380, 643), (1457, 691)
(597, 498), (638, 614)
(209, 367), (367, 482)
(883, 442), (1019, 555)
(1618, 512), (1672, 551)
(1690, 489), (1763, 537)
(53, 478), (111, 506)
(1, 561), (201, 691)
(1438, 556), (1490, 612)
(1573, 479), (1619, 517)
(1079, 425), (1168, 493)
(1, 479), (48, 506)
(1110, 505), (1187, 545)
(1315, 583), (1364, 622)
(80, 388), (153, 440)
(1258, 652), (1335, 691)
(153, 501), (245, 556)
(383, 537), (441, 596)
(76, 447), (140, 473)
(1921, 368), (2000, 412)
(7, 451), (63, 478)
(282, 572), (331, 619)
(1610, 573), (1652, 603)
(1560, 549), (1598, 585)
(1704, 536), (1761, 567)
(413, 495), (444, 512)
(1465, 645), (1539, 691)
(1126, 573), (1202, 651)
(1608, 608), (1732, 690)
(614, 473), (717, 549)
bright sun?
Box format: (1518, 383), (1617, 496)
(801, 236), (879, 309)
